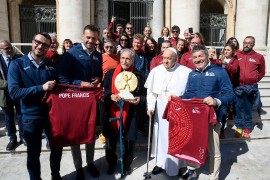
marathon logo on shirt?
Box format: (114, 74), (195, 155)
(205, 72), (215, 77)
(192, 107), (201, 114)
(58, 92), (90, 98)
(249, 58), (256, 62)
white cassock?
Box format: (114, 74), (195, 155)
(144, 63), (191, 176)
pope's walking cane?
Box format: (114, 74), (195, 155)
(144, 115), (152, 179)
(110, 100), (125, 178)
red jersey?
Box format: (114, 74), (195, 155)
(163, 97), (217, 166)
(46, 84), (102, 147)
(180, 50), (194, 70)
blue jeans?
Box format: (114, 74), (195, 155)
(2, 98), (23, 141)
(23, 119), (62, 180)
(235, 92), (253, 130)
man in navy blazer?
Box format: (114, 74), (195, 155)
(0, 40), (24, 151)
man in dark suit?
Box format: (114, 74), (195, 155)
(0, 40), (25, 151)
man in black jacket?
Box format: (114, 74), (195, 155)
(0, 40), (24, 151)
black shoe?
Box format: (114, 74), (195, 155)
(20, 139), (27, 146)
(87, 163), (100, 177)
(178, 167), (188, 176)
(152, 166), (164, 175)
(106, 165), (115, 175)
(46, 141), (50, 150)
(181, 169), (196, 180)
(51, 173), (62, 180)
(124, 166), (132, 176)
(76, 168), (85, 180)
(6, 140), (17, 151)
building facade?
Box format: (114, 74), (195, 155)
(0, 0), (269, 73)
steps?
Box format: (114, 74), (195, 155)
(224, 75), (270, 142)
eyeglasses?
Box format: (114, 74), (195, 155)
(243, 42), (254, 45)
(172, 31), (179, 33)
(120, 39), (128, 42)
(105, 46), (114, 49)
(1, 46), (13, 51)
(33, 39), (50, 49)
(126, 27), (133, 30)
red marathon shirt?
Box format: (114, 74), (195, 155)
(45, 84), (102, 147)
(163, 97), (217, 166)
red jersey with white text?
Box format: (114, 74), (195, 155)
(46, 84), (102, 147)
(163, 97), (217, 166)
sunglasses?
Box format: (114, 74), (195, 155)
(33, 39), (50, 49)
(120, 39), (128, 42)
(105, 46), (114, 49)
(172, 31), (179, 33)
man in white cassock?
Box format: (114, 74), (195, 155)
(144, 47), (191, 176)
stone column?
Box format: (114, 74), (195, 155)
(56, 0), (90, 45)
(235, 0), (269, 49)
(0, 0), (9, 40)
(8, 0), (22, 43)
(224, 0), (236, 40)
(171, 0), (200, 35)
(96, 0), (109, 39)
(151, 0), (164, 40)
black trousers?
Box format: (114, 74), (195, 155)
(105, 136), (135, 169)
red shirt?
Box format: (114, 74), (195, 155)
(169, 37), (179, 48)
(163, 97), (217, 166)
(46, 84), (102, 147)
(237, 50), (265, 85)
(150, 54), (163, 71)
(102, 54), (120, 80)
(180, 50), (194, 70)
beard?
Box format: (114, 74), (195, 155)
(243, 47), (252, 53)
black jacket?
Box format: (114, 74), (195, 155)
(102, 68), (146, 141)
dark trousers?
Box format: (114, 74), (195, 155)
(105, 136), (135, 169)
(2, 99), (23, 141)
(23, 119), (62, 180)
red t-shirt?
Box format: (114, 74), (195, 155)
(163, 97), (217, 166)
(46, 84), (102, 147)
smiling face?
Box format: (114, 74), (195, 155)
(223, 45), (234, 58)
(82, 29), (98, 52)
(132, 38), (142, 51)
(120, 50), (134, 70)
(144, 27), (152, 38)
(192, 50), (209, 71)
(49, 36), (59, 52)
(32, 34), (51, 59)
(103, 29), (111, 40)
(162, 28), (169, 37)
(146, 39), (155, 51)
(176, 40), (185, 52)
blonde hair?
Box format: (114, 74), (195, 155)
(161, 27), (170, 37)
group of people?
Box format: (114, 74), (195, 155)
(0, 18), (265, 180)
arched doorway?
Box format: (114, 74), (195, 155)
(200, 0), (227, 46)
